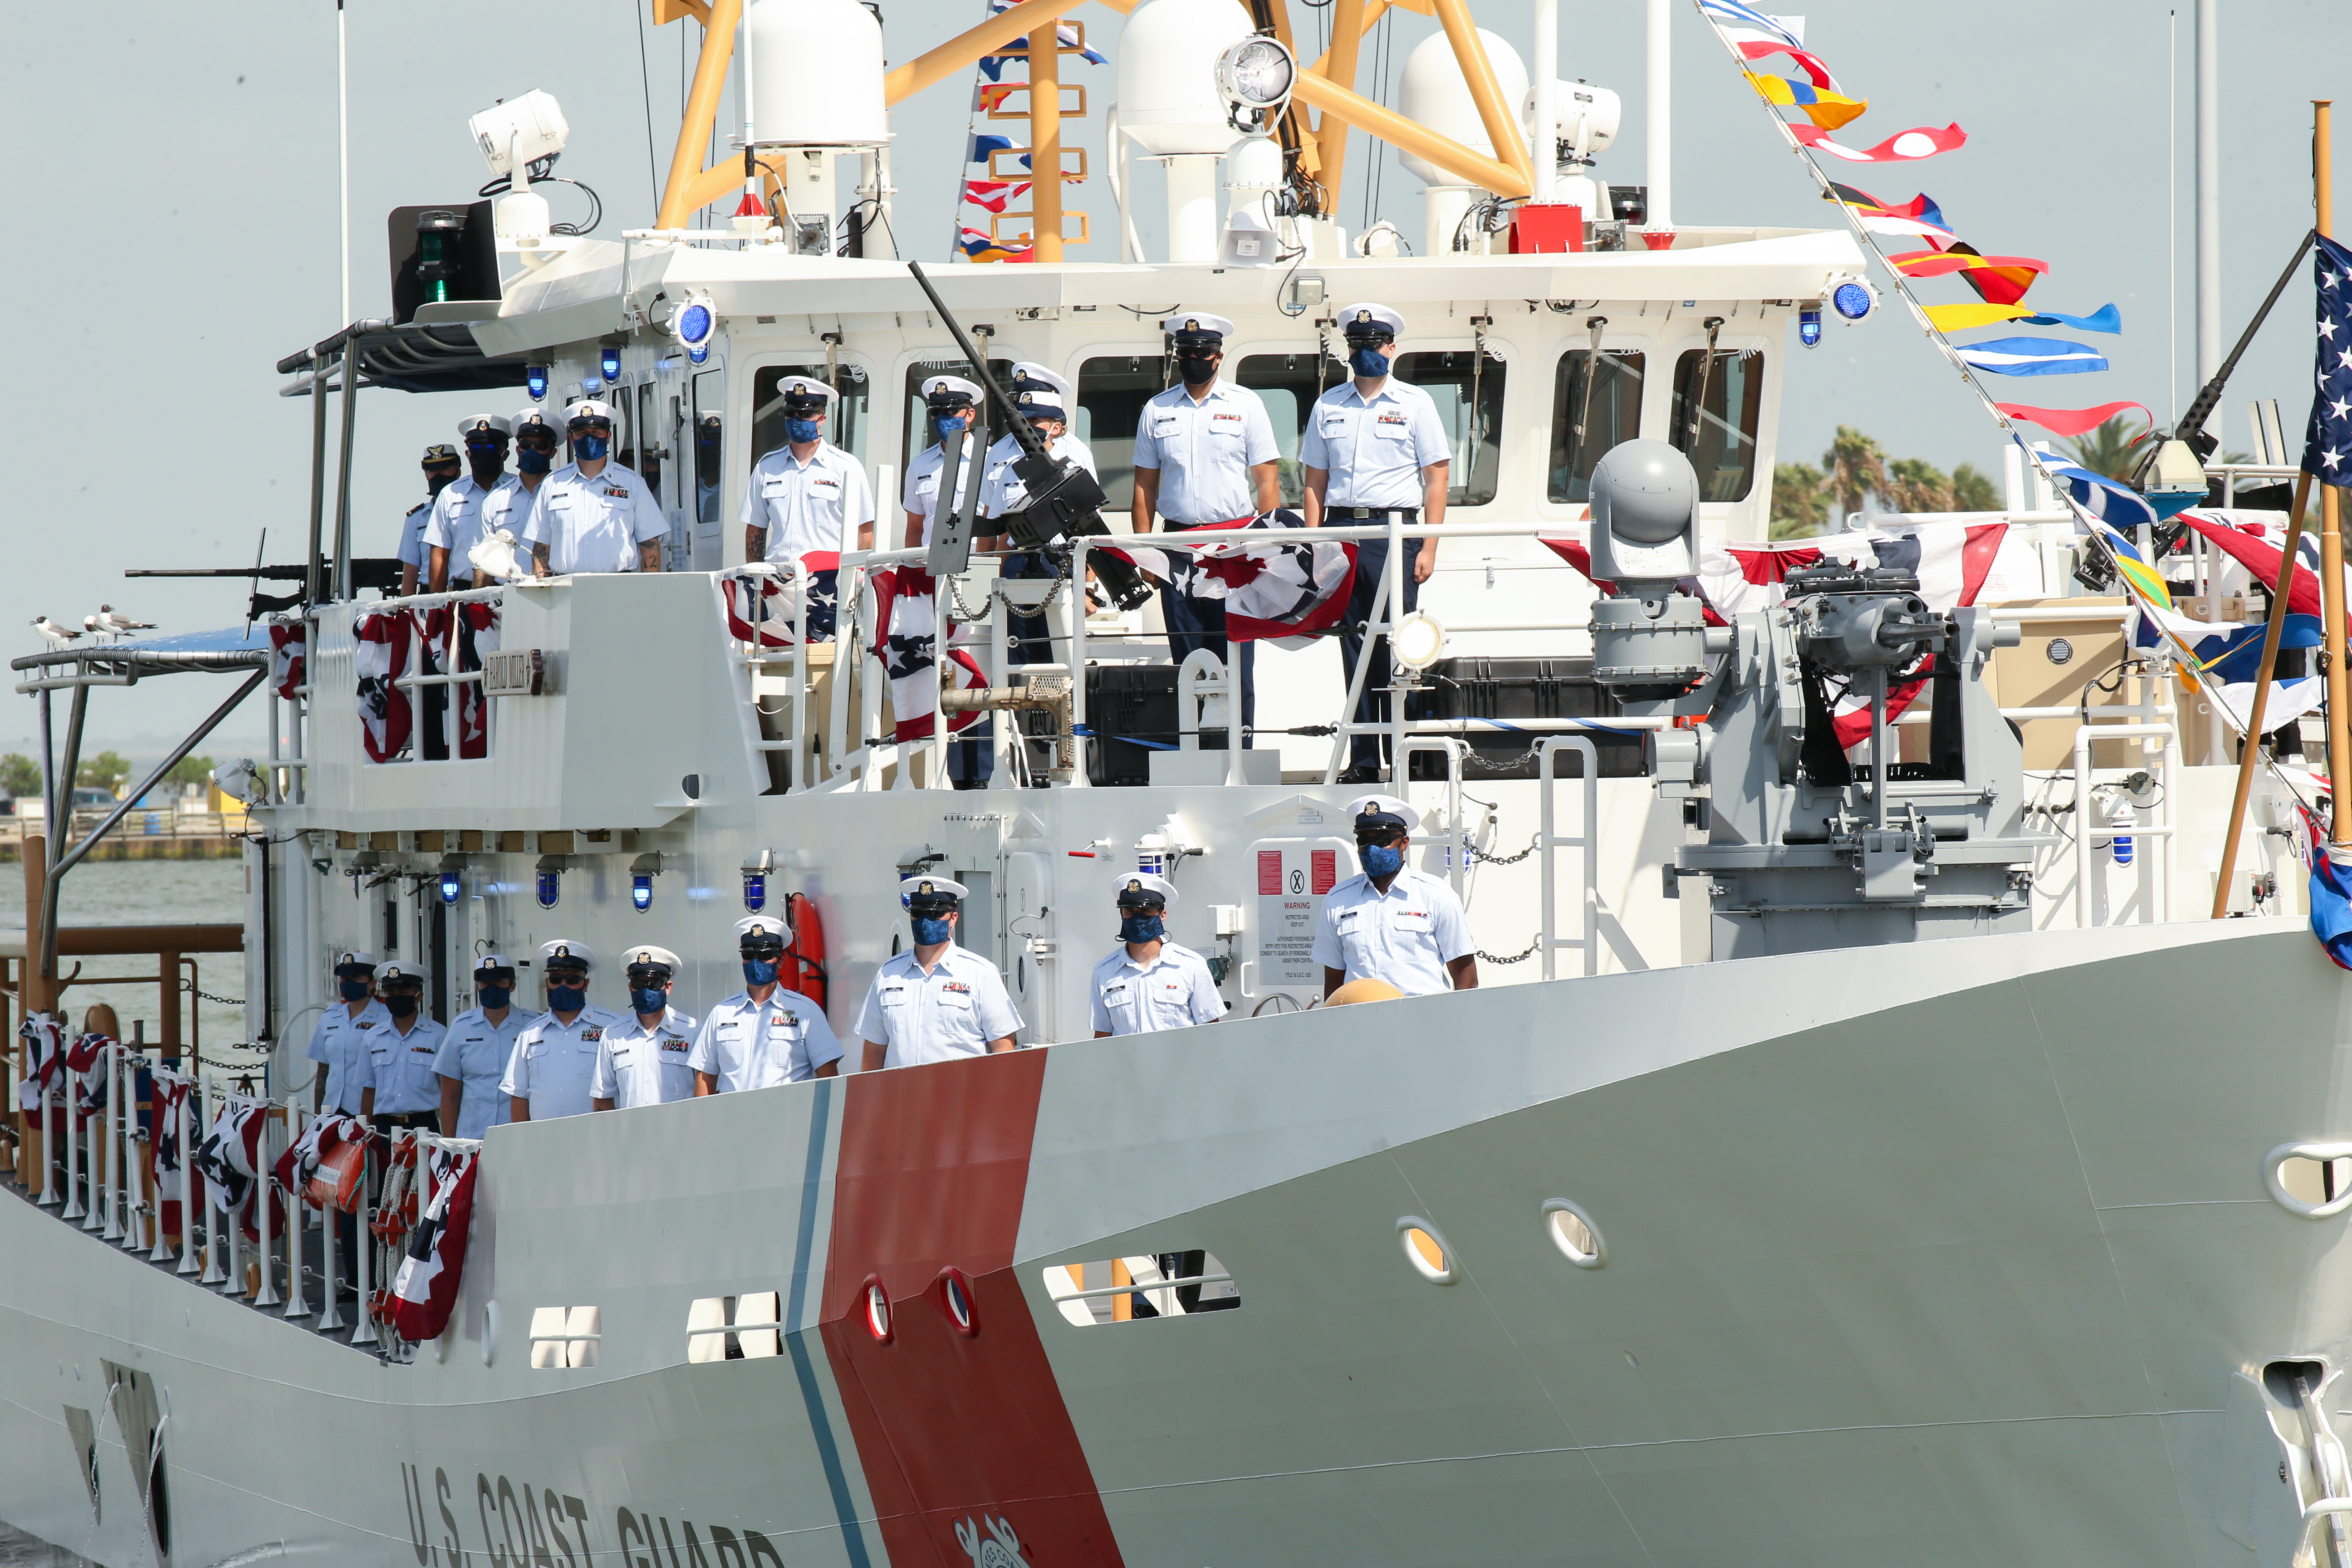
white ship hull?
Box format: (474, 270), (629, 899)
(5, 915), (2342, 1567)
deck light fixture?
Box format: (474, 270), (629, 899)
(1215, 35), (1295, 135)
(742, 848), (772, 911)
(600, 347), (622, 384)
(673, 291), (717, 366)
(1828, 276), (1877, 323)
(535, 857), (562, 909)
(1798, 306), (1822, 347)
(629, 852), (663, 914)
(437, 857), (464, 906)
(527, 364), (549, 401)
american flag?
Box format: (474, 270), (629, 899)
(2303, 231), (2352, 482)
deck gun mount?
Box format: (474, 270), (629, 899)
(1585, 441), (2042, 961)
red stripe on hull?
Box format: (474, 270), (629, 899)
(821, 1051), (1124, 1568)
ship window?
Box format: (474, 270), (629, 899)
(1542, 1198), (1607, 1268)
(1392, 351), (1505, 508)
(1041, 1251), (1240, 1325)
(693, 370), (725, 529)
(688, 1291), (781, 1362)
(750, 362), (871, 469)
(899, 356), (1014, 498)
(1234, 352), (1341, 506)
(1074, 355), (1168, 515)
(528, 1304), (601, 1369)
(1547, 350), (1646, 502)
(1669, 347), (1764, 502)
(1397, 1219), (1458, 1284)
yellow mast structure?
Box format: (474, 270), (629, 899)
(647, 0), (1534, 240)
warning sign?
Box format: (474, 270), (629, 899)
(1250, 838), (1351, 993)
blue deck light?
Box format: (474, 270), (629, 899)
(743, 871), (766, 911)
(1798, 306), (1822, 347)
(527, 364), (549, 401)
(600, 347), (622, 384)
(537, 870), (560, 909)
(439, 868), (462, 905)
(1831, 279), (1876, 321)
(632, 874), (653, 912)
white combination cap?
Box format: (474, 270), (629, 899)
(1112, 871), (1178, 909)
(1345, 793), (1421, 834)
(900, 874), (970, 906)
(774, 375), (837, 406)
(1336, 302), (1406, 338)
(473, 952), (517, 976)
(734, 912), (794, 944)
(375, 960), (426, 984)
(621, 944), (682, 972)
(511, 410), (559, 438)
(332, 949), (378, 971)
(922, 375), (983, 404)
(458, 414), (514, 439)
(566, 398), (618, 424)
(1161, 312), (1237, 339)
(539, 938), (597, 970)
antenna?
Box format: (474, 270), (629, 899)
(244, 528), (267, 632)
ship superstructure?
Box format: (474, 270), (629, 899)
(3, 3), (2346, 1566)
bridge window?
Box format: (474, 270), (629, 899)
(1669, 347), (1764, 502)
(1547, 350), (1646, 502)
(1074, 355), (1166, 515)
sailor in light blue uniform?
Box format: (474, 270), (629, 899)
(857, 877), (1023, 1070)
(1298, 304), (1453, 781)
(434, 953), (537, 1140)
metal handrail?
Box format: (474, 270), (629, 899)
(1537, 738), (1602, 981)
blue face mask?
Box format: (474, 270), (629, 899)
(742, 959), (780, 987)
(1119, 912), (1165, 945)
(784, 416), (823, 443)
(516, 447), (552, 475)
(1360, 843), (1406, 880)
(630, 986), (668, 1016)
(911, 915), (954, 946)
(931, 414), (967, 440)
(338, 977), (371, 1002)
(479, 985), (511, 1009)
(548, 983), (587, 1013)
(574, 433), (610, 461)
(1348, 344), (1392, 378)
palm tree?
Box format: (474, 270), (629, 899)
(1771, 462), (1830, 539)
(1882, 457), (1952, 514)
(1821, 426), (1889, 521)
(2065, 416), (2146, 482)
(1950, 461), (1998, 511)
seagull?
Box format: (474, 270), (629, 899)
(95, 604), (155, 635)
(32, 616), (81, 648)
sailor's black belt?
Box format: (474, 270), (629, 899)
(1328, 506), (1420, 521)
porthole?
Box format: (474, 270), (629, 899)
(1541, 1199), (1607, 1269)
(2263, 1141), (2352, 1219)
(937, 1268), (979, 1337)
(862, 1276), (894, 1343)
(1396, 1217), (1458, 1285)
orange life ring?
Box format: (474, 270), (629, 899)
(786, 891), (828, 1010)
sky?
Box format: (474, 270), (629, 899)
(4, 0), (2347, 762)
